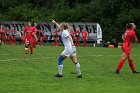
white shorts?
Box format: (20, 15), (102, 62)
(61, 47), (77, 57)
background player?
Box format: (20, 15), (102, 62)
(115, 23), (139, 74)
(24, 22), (36, 54)
(11, 27), (17, 45)
(82, 28), (88, 47)
(39, 28), (44, 45)
(53, 27), (59, 46)
(52, 19), (82, 78)
(20, 27), (25, 44)
(75, 28), (80, 46)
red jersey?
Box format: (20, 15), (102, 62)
(33, 26), (37, 33)
(24, 27), (36, 38)
(123, 29), (136, 46)
(82, 31), (88, 38)
(54, 31), (59, 37)
(122, 29), (136, 53)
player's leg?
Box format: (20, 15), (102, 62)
(78, 38), (80, 46)
(83, 39), (86, 47)
(12, 36), (14, 45)
(55, 55), (67, 77)
(25, 40), (29, 54)
(29, 41), (33, 54)
(70, 52), (82, 78)
(14, 36), (16, 45)
(128, 54), (139, 73)
(115, 51), (128, 74)
(42, 37), (44, 45)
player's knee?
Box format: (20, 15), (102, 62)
(58, 56), (65, 65)
(25, 41), (30, 48)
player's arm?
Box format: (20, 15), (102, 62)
(134, 37), (138, 43)
(122, 34), (125, 41)
(68, 35), (75, 47)
(132, 32), (138, 43)
(52, 19), (60, 29)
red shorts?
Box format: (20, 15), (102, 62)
(122, 43), (132, 54)
(83, 37), (87, 41)
(25, 37), (34, 43)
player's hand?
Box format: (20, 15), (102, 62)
(72, 45), (76, 48)
(52, 19), (56, 23)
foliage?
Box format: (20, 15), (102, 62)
(0, 0), (140, 41)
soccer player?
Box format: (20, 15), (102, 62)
(82, 29), (88, 47)
(5, 27), (10, 44)
(24, 22), (36, 54)
(20, 27), (25, 44)
(75, 28), (81, 46)
(52, 19), (82, 78)
(33, 22), (38, 47)
(11, 27), (17, 45)
(0, 25), (4, 46)
(39, 28), (44, 45)
(71, 30), (76, 45)
(115, 23), (139, 74)
(53, 28), (59, 46)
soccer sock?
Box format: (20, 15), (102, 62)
(129, 60), (136, 72)
(58, 65), (63, 75)
(76, 63), (81, 75)
(58, 56), (65, 75)
(116, 59), (125, 71)
(25, 48), (28, 54)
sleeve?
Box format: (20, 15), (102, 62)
(131, 31), (136, 39)
(63, 31), (70, 37)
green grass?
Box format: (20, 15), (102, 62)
(0, 44), (140, 93)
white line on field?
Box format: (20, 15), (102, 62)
(0, 54), (140, 62)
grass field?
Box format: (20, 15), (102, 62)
(0, 44), (140, 93)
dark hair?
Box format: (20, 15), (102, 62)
(126, 23), (133, 29)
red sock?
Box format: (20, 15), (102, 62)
(129, 60), (136, 72)
(25, 50), (28, 54)
(116, 59), (125, 71)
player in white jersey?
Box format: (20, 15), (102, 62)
(52, 19), (82, 78)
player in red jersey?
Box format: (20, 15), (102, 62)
(0, 25), (2, 44)
(3, 27), (7, 44)
(71, 30), (76, 45)
(82, 30), (88, 47)
(115, 23), (139, 74)
(5, 27), (10, 44)
(20, 27), (25, 44)
(0, 25), (5, 44)
(0, 25), (2, 40)
(24, 22), (36, 54)
(11, 27), (17, 45)
(39, 28), (44, 45)
(75, 28), (80, 46)
(33, 22), (38, 47)
(53, 28), (59, 46)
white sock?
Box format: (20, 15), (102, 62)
(76, 63), (81, 75)
(58, 65), (63, 75)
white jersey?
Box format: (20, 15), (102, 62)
(61, 30), (72, 50)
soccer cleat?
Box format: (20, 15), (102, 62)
(115, 70), (120, 74)
(30, 52), (33, 54)
(25, 53), (28, 54)
(55, 73), (63, 77)
(133, 71), (140, 73)
(77, 75), (82, 78)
